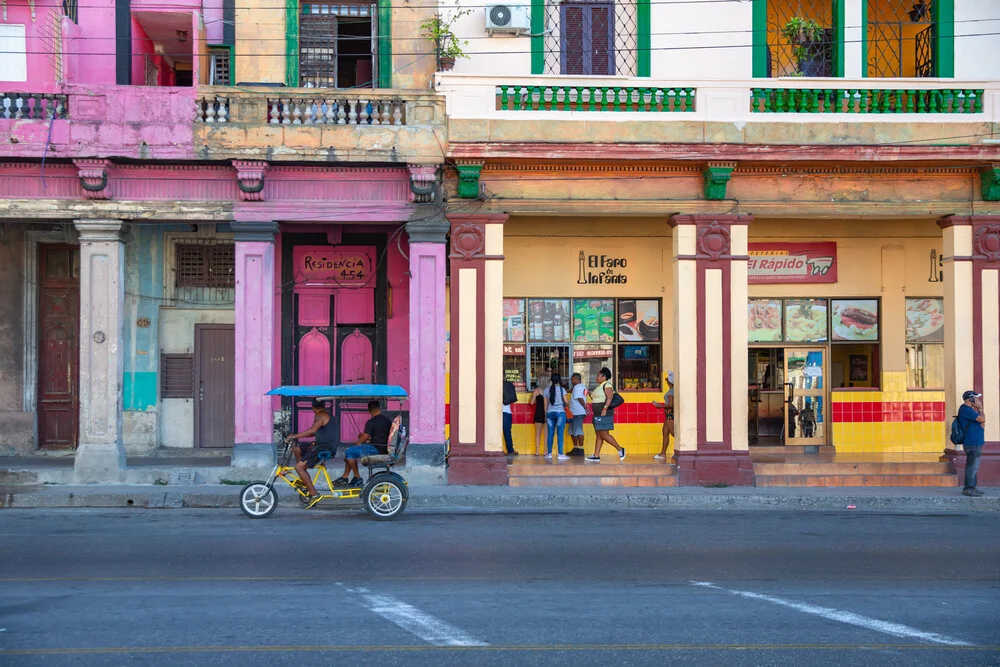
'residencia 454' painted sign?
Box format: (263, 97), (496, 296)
(748, 243), (838, 284)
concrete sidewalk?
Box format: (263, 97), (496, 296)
(1, 483), (996, 512)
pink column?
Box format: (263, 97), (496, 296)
(404, 218), (450, 482)
(232, 222), (278, 468)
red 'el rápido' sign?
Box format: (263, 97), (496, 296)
(748, 243), (838, 284)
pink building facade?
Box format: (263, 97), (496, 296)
(0, 0), (449, 483)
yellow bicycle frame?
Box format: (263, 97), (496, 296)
(274, 462), (361, 509)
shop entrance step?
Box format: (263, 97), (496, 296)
(507, 456), (678, 488)
(750, 452), (958, 487)
(750, 446), (836, 455)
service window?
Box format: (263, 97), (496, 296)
(618, 344), (661, 391)
(905, 298), (944, 389)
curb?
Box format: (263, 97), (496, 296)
(2, 488), (998, 512)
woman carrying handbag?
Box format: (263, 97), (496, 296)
(586, 367), (626, 463)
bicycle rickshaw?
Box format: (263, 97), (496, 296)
(239, 384), (409, 521)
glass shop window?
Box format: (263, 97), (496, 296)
(618, 344), (660, 391)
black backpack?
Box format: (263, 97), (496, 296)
(949, 414), (966, 446)
(503, 381), (517, 406)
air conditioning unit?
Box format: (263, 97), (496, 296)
(485, 5), (531, 36)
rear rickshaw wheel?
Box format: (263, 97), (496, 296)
(240, 481), (278, 518)
(362, 475), (407, 521)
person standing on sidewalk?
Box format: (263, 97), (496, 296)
(586, 367), (625, 463)
(958, 390), (986, 497)
(568, 373), (588, 456)
(531, 372), (551, 456)
(502, 379), (518, 456)
(545, 374), (570, 460)
(653, 371), (674, 461)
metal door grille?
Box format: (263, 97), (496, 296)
(867, 0), (934, 77)
(300, 2), (377, 88)
(764, 0), (834, 78)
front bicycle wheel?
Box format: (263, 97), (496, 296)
(362, 476), (407, 521)
(240, 481), (278, 518)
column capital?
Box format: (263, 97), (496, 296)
(231, 221), (279, 243)
(73, 219), (124, 242)
(446, 214), (509, 226)
(406, 215), (450, 244)
(447, 214), (507, 261)
(668, 214), (753, 228)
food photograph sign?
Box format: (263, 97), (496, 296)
(748, 243), (838, 284)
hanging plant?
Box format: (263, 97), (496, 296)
(420, 5), (473, 72)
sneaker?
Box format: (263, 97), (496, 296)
(619, 448), (627, 462)
(544, 453), (552, 460)
(332, 477), (350, 487)
(557, 454), (570, 461)
(653, 454), (665, 461)
(350, 477), (364, 487)
(585, 456), (600, 463)
(963, 488), (984, 497)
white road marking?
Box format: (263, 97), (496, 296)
(338, 583), (487, 647)
(690, 582), (970, 647)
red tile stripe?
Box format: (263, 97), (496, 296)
(830, 401), (946, 423)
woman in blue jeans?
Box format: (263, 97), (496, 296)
(545, 373), (569, 461)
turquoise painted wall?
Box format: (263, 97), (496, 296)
(123, 225), (167, 411)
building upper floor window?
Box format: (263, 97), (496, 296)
(0, 24), (28, 82)
(545, 0), (637, 77)
(299, 2), (379, 88)
(62, 0), (79, 23)
(765, 0), (835, 77)
(867, 0), (936, 77)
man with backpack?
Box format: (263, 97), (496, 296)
(955, 390), (986, 497)
(502, 379), (518, 455)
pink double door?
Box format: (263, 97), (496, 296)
(292, 245), (378, 444)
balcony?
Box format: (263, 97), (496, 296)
(438, 74), (1000, 147)
(0, 85), (196, 160)
(193, 86), (447, 164)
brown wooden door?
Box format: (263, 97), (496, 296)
(194, 324), (235, 448)
(37, 245), (80, 449)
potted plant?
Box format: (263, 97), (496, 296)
(420, 7), (472, 72)
(780, 16), (830, 77)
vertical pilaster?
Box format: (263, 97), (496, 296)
(404, 217), (450, 484)
(447, 214), (509, 485)
(73, 220), (126, 483)
(939, 216), (1000, 485)
(231, 222), (278, 470)
(670, 215), (754, 486)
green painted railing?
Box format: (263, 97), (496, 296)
(496, 85), (696, 112)
(750, 88), (984, 114)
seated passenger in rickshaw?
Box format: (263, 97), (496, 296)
(335, 400), (392, 487)
(284, 399), (337, 501)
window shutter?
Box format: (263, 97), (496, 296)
(590, 5), (615, 76)
(208, 244), (235, 288)
(561, 5), (586, 75)
(176, 245), (208, 287)
(161, 354), (195, 399)
(209, 47), (231, 85)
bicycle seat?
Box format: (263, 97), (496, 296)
(317, 451), (333, 462)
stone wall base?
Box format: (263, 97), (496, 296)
(0, 411), (36, 455)
(949, 446), (1000, 487)
(73, 442), (126, 483)
(231, 443), (276, 470)
(675, 449), (754, 487)
(447, 448), (509, 485)
(403, 443), (447, 486)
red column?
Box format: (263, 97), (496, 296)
(669, 214), (755, 486)
(447, 214), (509, 485)
(939, 216), (1000, 486)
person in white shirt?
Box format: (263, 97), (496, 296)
(568, 373), (588, 455)
(545, 373), (570, 461)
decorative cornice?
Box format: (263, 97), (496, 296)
(408, 164), (438, 203)
(233, 160), (269, 201)
(703, 162), (736, 201)
(669, 214), (754, 228)
(981, 165), (1000, 202)
(73, 159), (111, 200)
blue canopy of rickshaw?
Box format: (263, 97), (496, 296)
(266, 384), (408, 399)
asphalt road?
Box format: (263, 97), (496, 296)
(0, 507), (998, 666)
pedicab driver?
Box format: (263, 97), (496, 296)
(284, 399), (337, 501)
(335, 400), (393, 487)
